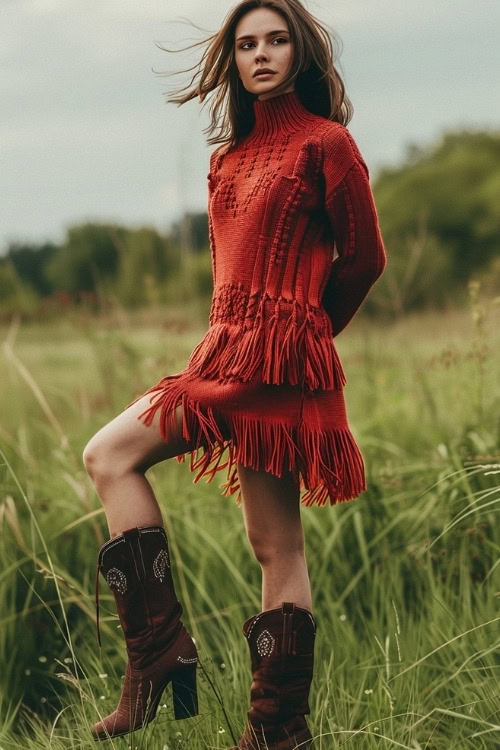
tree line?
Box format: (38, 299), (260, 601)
(1, 128), (498, 321)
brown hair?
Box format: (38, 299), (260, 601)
(157, 0), (353, 151)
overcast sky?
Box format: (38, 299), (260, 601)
(1, 0), (499, 253)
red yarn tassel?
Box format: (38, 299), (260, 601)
(281, 299), (300, 384)
(187, 324), (230, 376)
(126, 366), (364, 508)
(185, 295), (347, 390)
(226, 318), (266, 381)
(261, 301), (280, 384)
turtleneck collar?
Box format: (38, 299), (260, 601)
(248, 90), (319, 144)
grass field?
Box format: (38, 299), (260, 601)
(0, 295), (499, 749)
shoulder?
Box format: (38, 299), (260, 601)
(319, 121), (370, 181)
(208, 144), (231, 190)
(208, 145), (224, 178)
(210, 142), (231, 167)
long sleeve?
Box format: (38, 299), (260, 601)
(320, 125), (387, 337)
(207, 149), (220, 289)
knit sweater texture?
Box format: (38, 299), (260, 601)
(189, 89), (387, 390)
(125, 90), (387, 507)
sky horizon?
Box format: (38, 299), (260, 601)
(2, 0), (499, 254)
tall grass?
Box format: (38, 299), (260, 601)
(0, 293), (499, 748)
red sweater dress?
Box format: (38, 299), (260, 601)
(125, 90), (387, 507)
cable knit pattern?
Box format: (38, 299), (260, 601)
(125, 90), (386, 507)
(188, 90), (386, 389)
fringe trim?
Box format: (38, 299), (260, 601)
(186, 296), (346, 391)
(128, 378), (366, 508)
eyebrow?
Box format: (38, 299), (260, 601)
(236, 29), (289, 41)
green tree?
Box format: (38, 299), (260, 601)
(367, 129), (500, 315)
(170, 212), (209, 252)
(374, 129), (500, 285)
(4, 241), (57, 295)
(0, 259), (39, 317)
(45, 222), (125, 294)
(115, 226), (179, 307)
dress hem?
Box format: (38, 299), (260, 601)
(125, 376), (367, 508)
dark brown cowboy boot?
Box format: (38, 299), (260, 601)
(91, 525), (198, 740)
(230, 602), (316, 750)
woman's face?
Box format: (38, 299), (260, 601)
(234, 7), (294, 100)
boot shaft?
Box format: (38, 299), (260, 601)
(243, 602), (316, 725)
(91, 525), (199, 740)
(243, 602), (316, 665)
(98, 526), (183, 667)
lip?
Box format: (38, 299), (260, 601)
(253, 69), (276, 78)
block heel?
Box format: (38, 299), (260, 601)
(172, 665), (199, 719)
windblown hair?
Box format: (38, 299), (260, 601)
(156, 0), (353, 151)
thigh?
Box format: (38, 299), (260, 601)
(237, 462), (302, 548)
(85, 394), (196, 474)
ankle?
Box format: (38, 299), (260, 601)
(262, 597), (313, 613)
(260, 556), (311, 614)
(108, 517), (164, 539)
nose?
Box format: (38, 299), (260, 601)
(254, 43), (269, 63)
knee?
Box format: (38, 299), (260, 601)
(82, 436), (127, 487)
(247, 529), (305, 567)
(82, 438), (105, 483)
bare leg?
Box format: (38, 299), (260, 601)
(82, 396), (196, 538)
(237, 463), (312, 613)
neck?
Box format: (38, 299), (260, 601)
(248, 90), (318, 144)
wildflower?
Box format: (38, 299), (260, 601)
(25, 669), (31, 676)
(41, 697), (47, 703)
(339, 614), (347, 621)
(38, 656), (47, 663)
(218, 727), (226, 734)
(64, 657), (72, 664)
(220, 662), (226, 669)
(364, 689), (373, 695)
(100, 696), (105, 701)
(99, 673), (108, 679)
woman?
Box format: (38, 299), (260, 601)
(83, 1), (387, 747)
